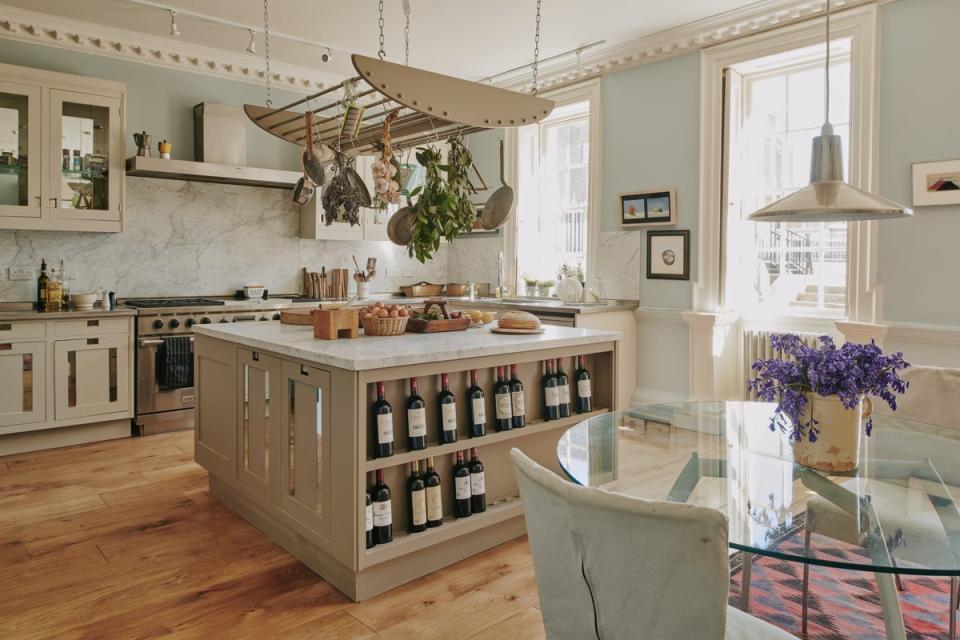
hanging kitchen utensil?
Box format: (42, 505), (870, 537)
(301, 111), (328, 187)
(479, 139), (514, 230)
(292, 175), (315, 205)
(387, 204), (415, 245)
(339, 80), (365, 141)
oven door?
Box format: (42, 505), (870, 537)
(137, 336), (196, 415)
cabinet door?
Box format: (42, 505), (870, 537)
(0, 81), (42, 219)
(277, 360), (334, 543)
(0, 341), (45, 430)
(299, 196), (365, 241)
(237, 349), (283, 501)
(47, 89), (123, 222)
(54, 335), (130, 420)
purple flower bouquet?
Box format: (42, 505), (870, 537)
(748, 334), (910, 442)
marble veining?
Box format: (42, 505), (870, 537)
(195, 323), (621, 371)
(596, 231), (642, 301)
(446, 236), (502, 287)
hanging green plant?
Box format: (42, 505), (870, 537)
(407, 136), (477, 263)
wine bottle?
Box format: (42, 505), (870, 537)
(493, 366), (513, 432)
(469, 448), (486, 514)
(466, 369), (486, 438)
(555, 358), (571, 418)
(36, 258), (48, 311)
(408, 460), (427, 534)
(365, 492), (375, 549)
(509, 364), (525, 428)
(543, 359), (560, 421)
(407, 377), (427, 451)
(452, 451), (472, 518)
(423, 457), (443, 528)
(371, 469), (392, 544)
(574, 355), (593, 413)
(437, 373), (458, 444)
(373, 382), (394, 458)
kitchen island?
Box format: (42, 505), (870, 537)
(193, 322), (619, 600)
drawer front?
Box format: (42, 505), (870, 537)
(0, 320), (46, 340)
(55, 317), (130, 338)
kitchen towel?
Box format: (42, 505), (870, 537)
(157, 336), (193, 390)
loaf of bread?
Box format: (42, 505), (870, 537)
(497, 310), (541, 330)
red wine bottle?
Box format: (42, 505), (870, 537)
(437, 373), (458, 444)
(365, 492), (375, 549)
(468, 448), (486, 514)
(424, 457), (443, 528)
(543, 359), (560, 421)
(407, 377), (427, 451)
(467, 369), (486, 437)
(371, 469), (392, 544)
(373, 382), (394, 458)
(453, 451), (472, 518)
(408, 460), (427, 534)
(509, 364), (525, 428)
(574, 355), (593, 413)
(493, 366), (513, 432)
(555, 358), (571, 418)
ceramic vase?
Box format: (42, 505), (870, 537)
(792, 394), (872, 472)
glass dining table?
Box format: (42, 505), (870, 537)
(557, 402), (960, 640)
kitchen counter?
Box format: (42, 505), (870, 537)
(0, 303), (137, 321)
(355, 295), (639, 315)
(194, 322), (620, 371)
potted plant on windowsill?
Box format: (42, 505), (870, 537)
(749, 334), (910, 472)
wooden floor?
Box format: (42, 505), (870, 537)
(0, 431), (544, 640)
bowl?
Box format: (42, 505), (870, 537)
(71, 292), (98, 308)
(445, 283), (468, 297)
(243, 285), (266, 299)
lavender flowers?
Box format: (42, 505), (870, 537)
(748, 334), (910, 442)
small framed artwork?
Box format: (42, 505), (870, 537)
(913, 159), (960, 206)
(620, 188), (677, 228)
(646, 230), (690, 280)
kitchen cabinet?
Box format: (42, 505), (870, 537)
(53, 334), (130, 420)
(0, 341), (46, 430)
(0, 62), (126, 232)
(237, 349), (282, 501)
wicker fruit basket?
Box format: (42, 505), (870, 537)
(362, 316), (408, 336)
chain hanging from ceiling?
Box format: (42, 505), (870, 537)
(531, 0), (542, 94)
(262, 0), (272, 106)
(403, 0), (411, 66)
(377, 0), (386, 60)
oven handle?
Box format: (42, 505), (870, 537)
(139, 337), (195, 347)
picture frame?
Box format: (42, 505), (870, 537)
(912, 159), (960, 207)
(646, 230), (690, 280)
(619, 188), (677, 228)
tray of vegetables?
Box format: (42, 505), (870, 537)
(406, 299), (471, 333)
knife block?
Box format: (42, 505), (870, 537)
(313, 308), (359, 340)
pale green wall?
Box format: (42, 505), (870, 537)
(876, 0), (960, 326)
(0, 38), (303, 171)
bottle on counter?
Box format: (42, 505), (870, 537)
(408, 460), (427, 534)
(574, 355), (593, 413)
(407, 377), (427, 451)
(555, 358), (571, 418)
(45, 264), (64, 311)
(509, 364), (525, 428)
(371, 469), (392, 544)
(424, 457), (443, 528)
(372, 381), (394, 459)
(453, 450), (472, 518)
(468, 448), (486, 514)
(543, 359), (560, 421)
(437, 373), (458, 444)
(466, 369), (486, 438)
(365, 493), (375, 549)
(36, 258), (49, 311)
(493, 366), (513, 432)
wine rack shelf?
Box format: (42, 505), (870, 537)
(362, 496), (524, 568)
(362, 408), (610, 472)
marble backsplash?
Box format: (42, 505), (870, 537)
(0, 178), (447, 301)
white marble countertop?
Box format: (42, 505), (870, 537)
(0, 303), (137, 321)
(194, 323), (621, 371)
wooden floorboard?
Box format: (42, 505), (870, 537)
(0, 432), (545, 639)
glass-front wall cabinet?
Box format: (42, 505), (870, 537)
(0, 81), (41, 218)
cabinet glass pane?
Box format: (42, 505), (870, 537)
(22, 353), (32, 412)
(0, 92), (29, 207)
(58, 102), (111, 211)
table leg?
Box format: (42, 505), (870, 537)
(875, 573), (907, 640)
(740, 552), (751, 612)
(802, 528), (811, 639)
(951, 576), (958, 640)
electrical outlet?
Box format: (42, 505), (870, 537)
(8, 267), (33, 281)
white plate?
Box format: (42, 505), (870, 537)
(489, 326), (545, 335)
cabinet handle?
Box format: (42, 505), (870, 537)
(300, 365), (309, 376)
(87, 338), (100, 345)
(0, 344), (10, 351)
(87, 319), (100, 327)
(49, 198), (58, 208)
(252, 351), (260, 361)
(0, 323), (10, 331)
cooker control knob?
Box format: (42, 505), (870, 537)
(272, 313), (281, 320)
(169, 318), (181, 329)
(219, 318), (230, 323)
(258, 316), (268, 321)
(152, 319), (164, 330)
(200, 317), (212, 324)
(185, 318), (196, 328)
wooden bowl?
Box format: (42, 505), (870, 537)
(361, 315), (408, 336)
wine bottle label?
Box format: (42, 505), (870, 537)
(365, 504), (373, 532)
(578, 379), (592, 399)
(426, 485), (443, 521)
(407, 407), (427, 437)
(411, 489), (427, 526)
(441, 403), (457, 432)
(559, 384), (571, 405)
(373, 499), (392, 527)
(376, 413), (394, 444)
(495, 392), (512, 419)
(545, 387), (560, 407)
(512, 391), (525, 416)
(455, 475), (471, 500)
(470, 471), (485, 496)
(471, 398), (486, 424)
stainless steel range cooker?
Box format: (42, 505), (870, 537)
(122, 296), (321, 435)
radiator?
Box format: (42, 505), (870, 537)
(743, 330), (820, 399)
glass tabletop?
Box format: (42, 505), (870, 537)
(557, 402), (960, 576)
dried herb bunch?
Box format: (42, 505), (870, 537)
(322, 151), (362, 227)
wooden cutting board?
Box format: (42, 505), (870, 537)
(280, 309), (316, 325)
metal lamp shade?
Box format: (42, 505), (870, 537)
(748, 124), (913, 222)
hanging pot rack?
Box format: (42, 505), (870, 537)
(244, 54), (555, 155)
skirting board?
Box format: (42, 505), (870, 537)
(0, 419), (131, 456)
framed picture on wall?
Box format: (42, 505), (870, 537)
(913, 159), (960, 206)
(619, 188), (677, 228)
(646, 230), (690, 280)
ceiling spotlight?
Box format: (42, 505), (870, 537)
(246, 29), (256, 53)
(320, 48), (333, 63)
(168, 10), (180, 37)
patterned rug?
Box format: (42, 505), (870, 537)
(728, 532), (956, 639)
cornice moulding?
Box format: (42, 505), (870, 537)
(0, 4), (344, 93)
